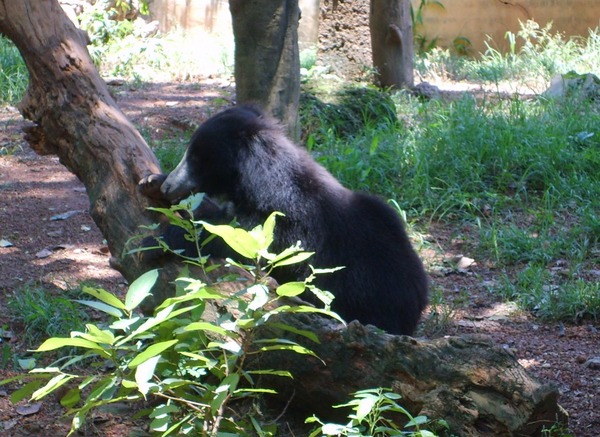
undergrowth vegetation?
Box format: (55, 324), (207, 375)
(298, 21), (600, 325)
(301, 86), (600, 323)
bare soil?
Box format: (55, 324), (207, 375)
(0, 82), (598, 436)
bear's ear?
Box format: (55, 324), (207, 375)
(237, 108), (277, 140)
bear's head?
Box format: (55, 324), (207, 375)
(160, 105), (269, 202)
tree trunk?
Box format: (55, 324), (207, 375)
(0, 2), (565, 434)
(370, 0), (414, 88)
(0, 0), (160, 284)
(229, 0), (301, 140)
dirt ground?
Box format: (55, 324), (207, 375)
(0, 82), (598, 436)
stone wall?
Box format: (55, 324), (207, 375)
(419, 0), (600, 54)
(317, 0), (372, 80)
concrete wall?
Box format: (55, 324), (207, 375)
(149, 0), (600, 55)
(148, 0), (320, 50)
(419, 0), (600, 54)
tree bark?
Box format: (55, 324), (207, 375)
(370, 0), (414, 88)
(229, 0), (301, 140)
(0, 0), (159, 284)
(0, 2), (565, 434)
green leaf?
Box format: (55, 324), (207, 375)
(33, 337), (110, 357)
(405, 415), (430, 427)
(118, 304), (200, 345)
(247, 369), (293, 378)
(31, 373), (76, 401)
(59, 387), (81, 408)
(268, 322), (320, 343)
(200, 222), (260, 258)
(235, 387), (278, 394)
(82, 286), (126, 310)
(260, 211), (283, 249)
(208, 339), (242, 354)
(75, 299), (123, 318)
(135, 355), (160, 395)
(125, 269), (158, 311)
(354, 394), (377, 421)
(276, 281), (306, 297)
(149, 403), (180, 432)
(10, 380), (45, 403)
(271, 251), (314, 268)
(17, 358), (36, 370)
(72, 324), (115, 346)
(179, 351), (218, 367)
(248, 283), (270, 310)
(178, 192), (205, 211)
(255, 343), (319, 358)
(128, 339), (178, 368)
(321, 423), (350, 435)
(110, 317), (141, 331)
(210, 373), (240, 411)
(175, 321), (230, 336)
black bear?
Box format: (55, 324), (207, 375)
(139, 105), (428, 335)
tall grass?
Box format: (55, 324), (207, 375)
(0, 36), (28, 104)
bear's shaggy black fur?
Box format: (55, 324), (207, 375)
(140, 105), (428, 335)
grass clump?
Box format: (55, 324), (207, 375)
(7, 284), (90, 346)
(497, 267), (600, 322)
(0, 36), (28, 104)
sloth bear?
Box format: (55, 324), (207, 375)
(139, 105), (428, 335)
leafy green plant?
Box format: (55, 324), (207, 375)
(541, 421), (575, 437)
(306, 387), (447, 436)
(5, 204), (342, 436)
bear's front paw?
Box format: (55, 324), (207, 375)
(139, 173), (168, 200)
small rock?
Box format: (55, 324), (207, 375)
(16, 402), (42, 416)
(35, 248), (53, 259)
(0, 239), (13, 247)
(50, 210), (82, 221)
(411, 82), (441, 100)
(582, 357), (600, 370)
(457, 256), (476, 270)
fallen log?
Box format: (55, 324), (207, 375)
(258, 316), (566, 436)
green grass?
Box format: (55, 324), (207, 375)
(0, 36), (28, 104)
(7, 284), (90, 347)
